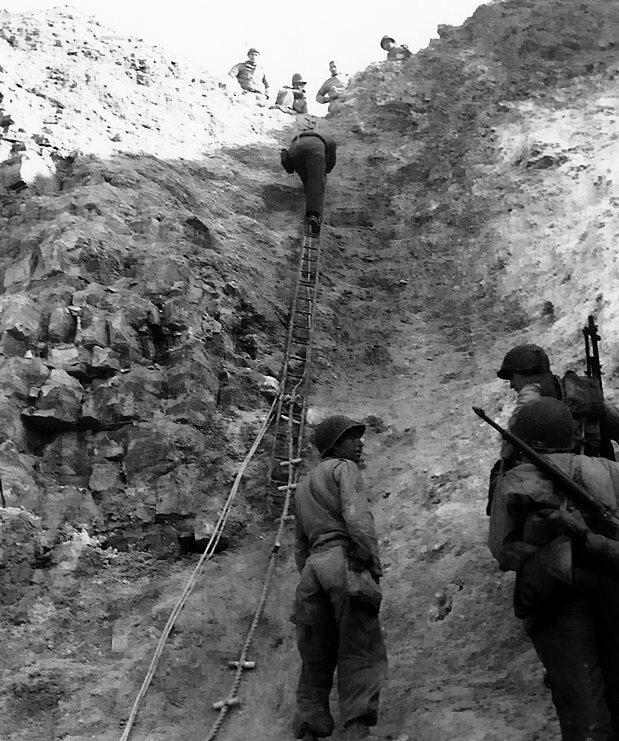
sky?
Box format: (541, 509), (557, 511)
(0, 0), (489, 114)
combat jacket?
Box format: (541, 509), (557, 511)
(316, 74), (347, 103)
(489, 453), (619, 573)
(228, 61), (269, 95)
(387, 45), (412, 61)
(274, 86), (307, 114)
(294, 457), (381, 577)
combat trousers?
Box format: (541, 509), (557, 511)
(293, 545), (388, 739)
(526, 569), (619, 741)
(288, 137), (327, 217)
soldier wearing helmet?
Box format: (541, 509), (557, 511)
(292, 415), (387, 741)
(496, 344), (563, 465)
(496, 343), (619, 464)
(273, 73), (307, 114)
(228, 48), (270, 99)
(379, 35), (412, 61)
(488, 397), (619, 740)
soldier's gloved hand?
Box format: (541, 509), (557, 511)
(546, 509), (589, 541)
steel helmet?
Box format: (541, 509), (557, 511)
(291, 73), (306, 85)
(511, 398), (575, 452)
(380, 35), (395, 50)
(497, 344), (551, 380)
(314, 415), (366, 457)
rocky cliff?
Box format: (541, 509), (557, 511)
(1, 2), (619, 740)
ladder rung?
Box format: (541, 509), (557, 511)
(279, 458), (302, 466)
(277, 483), (298, 491)
(280, 415), (301, 424)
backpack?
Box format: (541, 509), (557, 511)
(560, 370), (606, 457)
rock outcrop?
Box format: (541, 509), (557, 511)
(0, 7), (293, 561)
(2, 2), (619, 741)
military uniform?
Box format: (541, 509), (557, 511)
(489, 399), (619, 741)
(280, 131), (336, 235)
(228, 56), (269, 97)
(293, 417), (387, 740)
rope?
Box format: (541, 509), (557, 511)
(118, 396), (279, 741)
(205, 214), (324, 740)
(123, 167), (328, 741)
(204, 398), (296, 741)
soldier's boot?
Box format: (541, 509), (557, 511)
(305, 213), (321, 236)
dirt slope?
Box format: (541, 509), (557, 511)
(2, 1), (619, 740)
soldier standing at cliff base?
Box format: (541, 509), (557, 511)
(495, 343), (619, 466)
(293, 415), (387, 741)
(488, 398), (619, 741)
(280, 115), (336, 236)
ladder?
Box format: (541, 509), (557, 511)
(268, 229), (322, 512)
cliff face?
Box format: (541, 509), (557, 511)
(0, 7), (302, 567)
(2, 2), (619, 740)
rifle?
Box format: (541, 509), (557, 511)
(473, 406), (619, 537)
(583, 315), (615, 460)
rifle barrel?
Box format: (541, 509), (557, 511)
(472, 406), (619, 529)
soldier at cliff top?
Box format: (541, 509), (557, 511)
(280, 115), (336, 237)
(292, 415), (387, 741)
(379, 35), (412, 61)
(488, 397), (619, 741)
(273, 73), (308, 114)
(315, 61), (348, 105)
(228, 48), (270, 99)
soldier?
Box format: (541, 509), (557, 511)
(379, 35), (412, 61)
(293, 415), (387, 741)
(228, 48), (270, 99)
(280, 115), (336, 236)
(315, 61), (348, 105)
(496, 343), (619, 464)
(488, 397), (619, 741)
(273, 73), (308, 114)
(496, 344), (561, 463)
